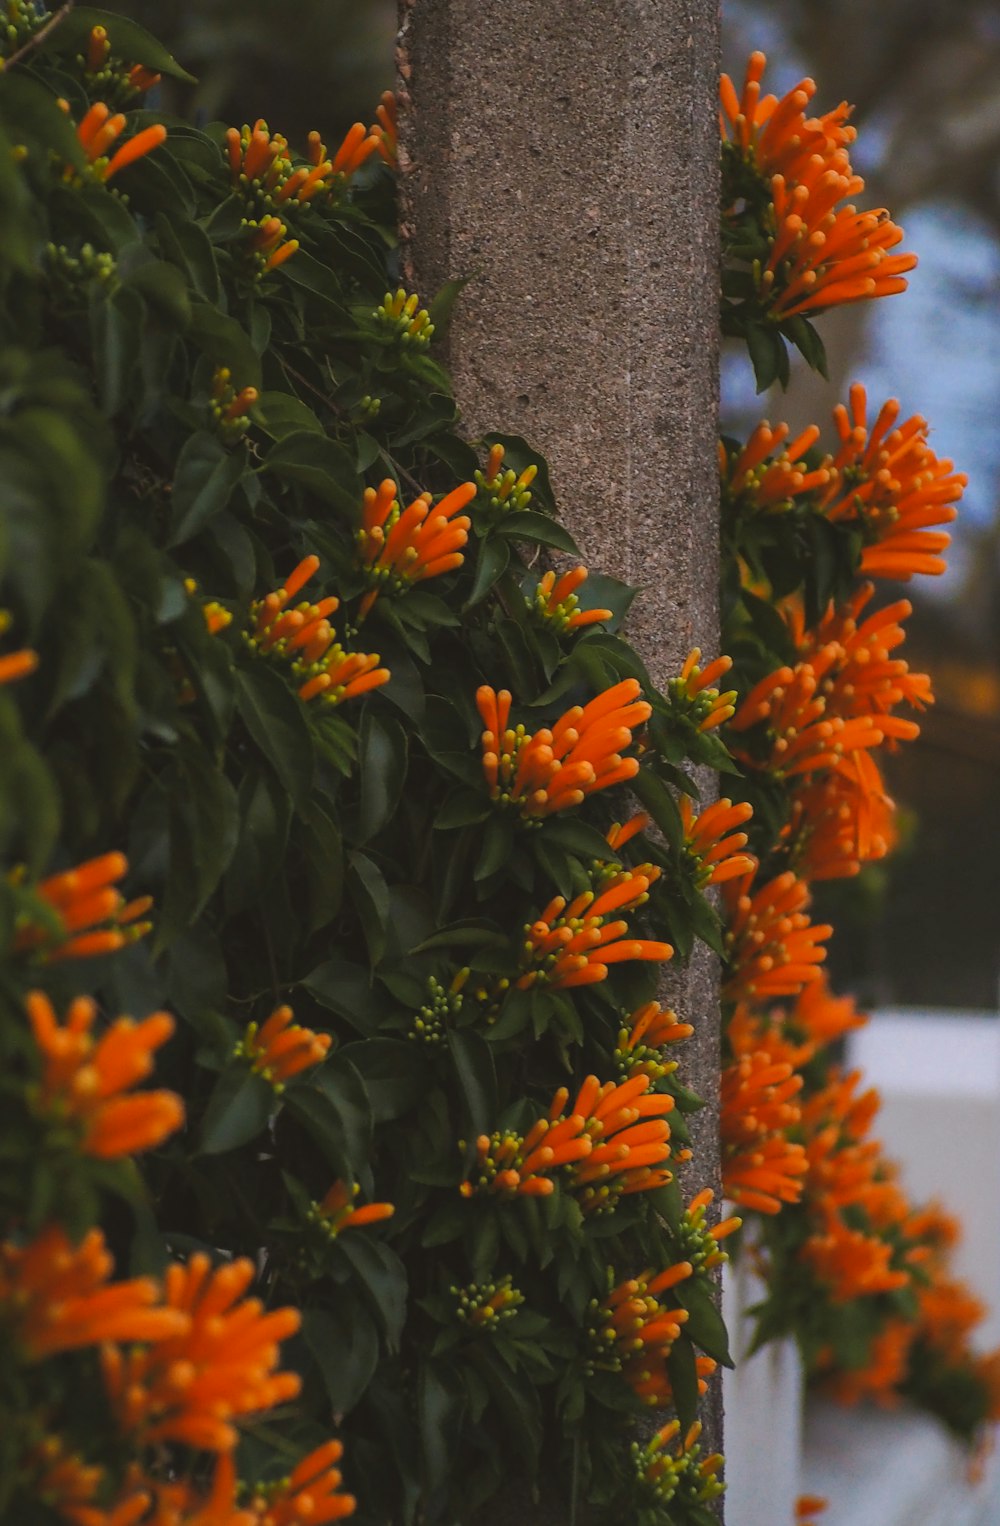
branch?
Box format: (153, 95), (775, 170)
(2, 0), (76, 72)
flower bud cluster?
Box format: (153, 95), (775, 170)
(375, 288), (435, 348)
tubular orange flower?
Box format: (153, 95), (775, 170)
(373, 90), (397, 166)
(460, 1073), (673, 1205)
(800, 1214), (909, 1302)
(785, 750), (897, 880)
(74, 102), (167, 180)
(357, 477), (476, 617)
(475, 678), (650, 819)
(796, 1495), (830, 1526)
(730, 658), (886, 781)
(791, 583), (933, 722)
(25, 991), (183, 1158)
(679, 794), (756, 885)
(720, 51), (856, 185)
(677, 1188), (742, 1276)
(632, 1417), (725, 1508)
(722, 868), (831, 1002)
(101, 1254), (302, 1451)
(670, 647), (738, 732)
(0, 611), (37, 683)
(249, 1438), (356, 1524)
(722, 1133), (808, 1215)
(818, 383), (964, 579)
(568, 1072), (675, 1208)
(226, 119), (290, 189)
(0, 1225), (186, 1361)
(597, 1262), (692, 1405)
(721, 421), (832, 514)
(331, 120), (382, 178)
(235, 1004), (331, 1089)
(516, 870), (672, 990)
(474, 443), (538, 518)
(24, 1433), (120, 1526)
(721, 1049), (803, 1150)
(615, 1001), (693, 1081)
(13, 851), (152, 962)
(310, 1179), (395, 1238)
(531, 566), (612, 631)
(247, 557), (390, 706)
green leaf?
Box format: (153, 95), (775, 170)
(434, 789), (491, 830)
(301, 958), (385, 1036)
(448, 1030), (497, 1138)
(41, 7), (197, 81)
(474, 814), (514, 882)
(198, 1067), (274, 1155)
(678, 1279), (734, 1368)
(355, 710), (407, 843)
(252, 391), (324, 441)
(665, 1336), (701, 1432)
(168, 432), (245, 546)
(541, 817), (620, 865)
(338, 1234), (408, 1350)
(465, 537), (510, 609)
(347, 851), (390, 967)
(235, 665), (315, 810)
(302, 1306), (379, 1414)
(418, 1363), (467, 1496)
(342, 1038), (425, 1121)
(189, 302), (261, 389)
(89, 285), (144, 416)
(496, 511), (579, 554)
(265, 431), (360, 515)
(745, 321), (784, 394)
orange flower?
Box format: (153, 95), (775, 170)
(785, 751), (897, 880)
(819, 384), (964, 579)
(235, 1004), (331, 1089)
(796, 1495), (830, 1526)
(721, 1050), (803, 1151)
(762, 167), (915, 320)
(310, 1179), (395, 1237)
(474, 443), (538, 517)
(730, 659), (886, 781)
(461, 1073), (674, 1206)
(74, 101), (167, 180)
(517, 871), (672, 990)
(373, 90), (397, 166)
(722, 868), (831, 1002)
(0, 611), (38, 684)
(0, 1225), (185, 1361)
(531, 566), (612, 631)
(720, 51), (856, 186)
(567, 1072), (676, 1208)
(800, 1214), (909, 1302)
(722, 1133), (808, 1215)
(679, 795), (756, 885)
(597, 1262), (692, 1405)
(248, 1438), (356, 1523)
(357, 478), (476, 617)
(24, 1433), (105, 1526)
(13, 851), (152, 962)
(721, 421), (832, 514)
(721, 53), (914, 320)
(670, 648), (737, 732)
(476, 679), (650, 818)
(244, 214), (299, 272)
(677, 1188), (742, 1275)
(248, 557), (389, 705)
(791, 583), (932, 721)
(25, 991), (183, 1158)
(633, 1417), (724, 1507)
(101, 1253), (301, 1451)
(616, 1001), (693, 1081)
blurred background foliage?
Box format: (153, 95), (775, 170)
(109, 0), (395, 142)
(725, 0), (1000, 1010)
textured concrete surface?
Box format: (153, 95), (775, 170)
(398, 1), (722, 1518)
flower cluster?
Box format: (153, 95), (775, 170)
(476, 678), (651, 820)
(247, 555), (390, 706)
(721, 52), (915, 351)
(357, 477), (476, 618)
(11, 852), (152, 962)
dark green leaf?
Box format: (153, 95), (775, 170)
(198, 1067), (274, 1155)
(168, 432), (245, 546)
(235, 665), (315, 810)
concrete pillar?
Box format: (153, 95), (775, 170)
(397, 2), (722, 1518)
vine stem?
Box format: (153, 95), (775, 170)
(2, 0), (76, 72)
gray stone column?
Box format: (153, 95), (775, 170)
(398, 2), (722, 1518)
